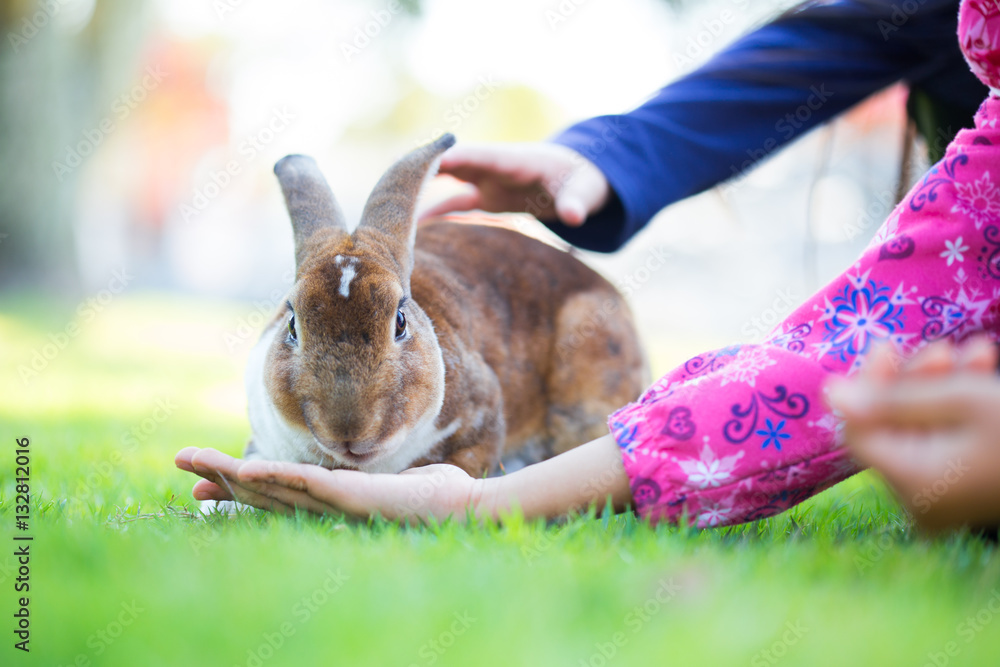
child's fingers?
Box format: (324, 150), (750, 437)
(238, 459), (315, 487)
(417, 185), (482, 221)
(437, 144), (544, 185)
(858, 342), (904, 383)
(240, 463), (379, 518)
(190, 448), (243, 481)
(187, 448), (291, 512)
(553, 165), (607, 227)
(195, 477), (299, 516)
(233, 480), (338, 516)
(889, 337), (996, 379)
(830, 376), (979, 428)
(844, 430), (912, 480)
(241, 462), (453, 520)
(955, 335), (998, 374)
(826, 376), (880, 420)
(174, 446), (199, 473)
(436, 144), (510, 175)
(899, 339), (957, 378)
(179, 448), (316, 516)
(829, 344), (896, 411)
(192, 479), (231, 501)
(847, 428), (960, 477)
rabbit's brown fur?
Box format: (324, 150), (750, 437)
(245, 135), (645, 476)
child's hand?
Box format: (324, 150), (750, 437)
(418, 142), (609, 227)
(175, 447), (482, 522)
(175, 434), (631, 523)
(828, 338), (1000, 532)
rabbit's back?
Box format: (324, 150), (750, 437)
(412, 219), (646, 467)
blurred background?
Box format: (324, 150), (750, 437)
(0, 0), (921, 391)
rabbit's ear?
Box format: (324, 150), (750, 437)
(356, 134), (456, 283)
(274, 155), (349, 268)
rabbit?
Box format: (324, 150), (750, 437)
(244, 133), (646, 477)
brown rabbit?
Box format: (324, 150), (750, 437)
(245, 134), (645, 476)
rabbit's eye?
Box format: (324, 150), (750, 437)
(395, 309), (406, 340)
(287, 313), (297, 343)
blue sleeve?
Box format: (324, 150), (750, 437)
(547, 0), (982, 252)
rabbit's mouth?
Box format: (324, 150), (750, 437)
(300, 406), (380, 462)
(304, 421), (385, 467)
(313, 436), (382, 468)
(335, 442), (382, 466)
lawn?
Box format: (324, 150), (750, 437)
(2, 293), (1000, 667)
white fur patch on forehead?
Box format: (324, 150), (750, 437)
(333, 254), (359, 299)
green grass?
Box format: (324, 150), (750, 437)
(2, 293), (1000, 666)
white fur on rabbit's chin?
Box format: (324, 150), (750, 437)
(245, 324), (459, 474)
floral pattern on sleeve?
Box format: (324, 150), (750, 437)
(610, 0), (1000, 527)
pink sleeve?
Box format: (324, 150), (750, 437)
(611, 0), (1000, 528)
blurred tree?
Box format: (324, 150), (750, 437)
(0, 0), (700, 292)
(0, 0), (152, 291)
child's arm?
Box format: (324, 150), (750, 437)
(484, 435), (631, 519)
(428, 1), (974, 253)
(175, 436), (632, 522)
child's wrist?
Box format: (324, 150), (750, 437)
(467, 475), (502, 521)
(467, 471), (532, 521)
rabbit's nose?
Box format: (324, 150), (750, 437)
(344, 440), (378, 456)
